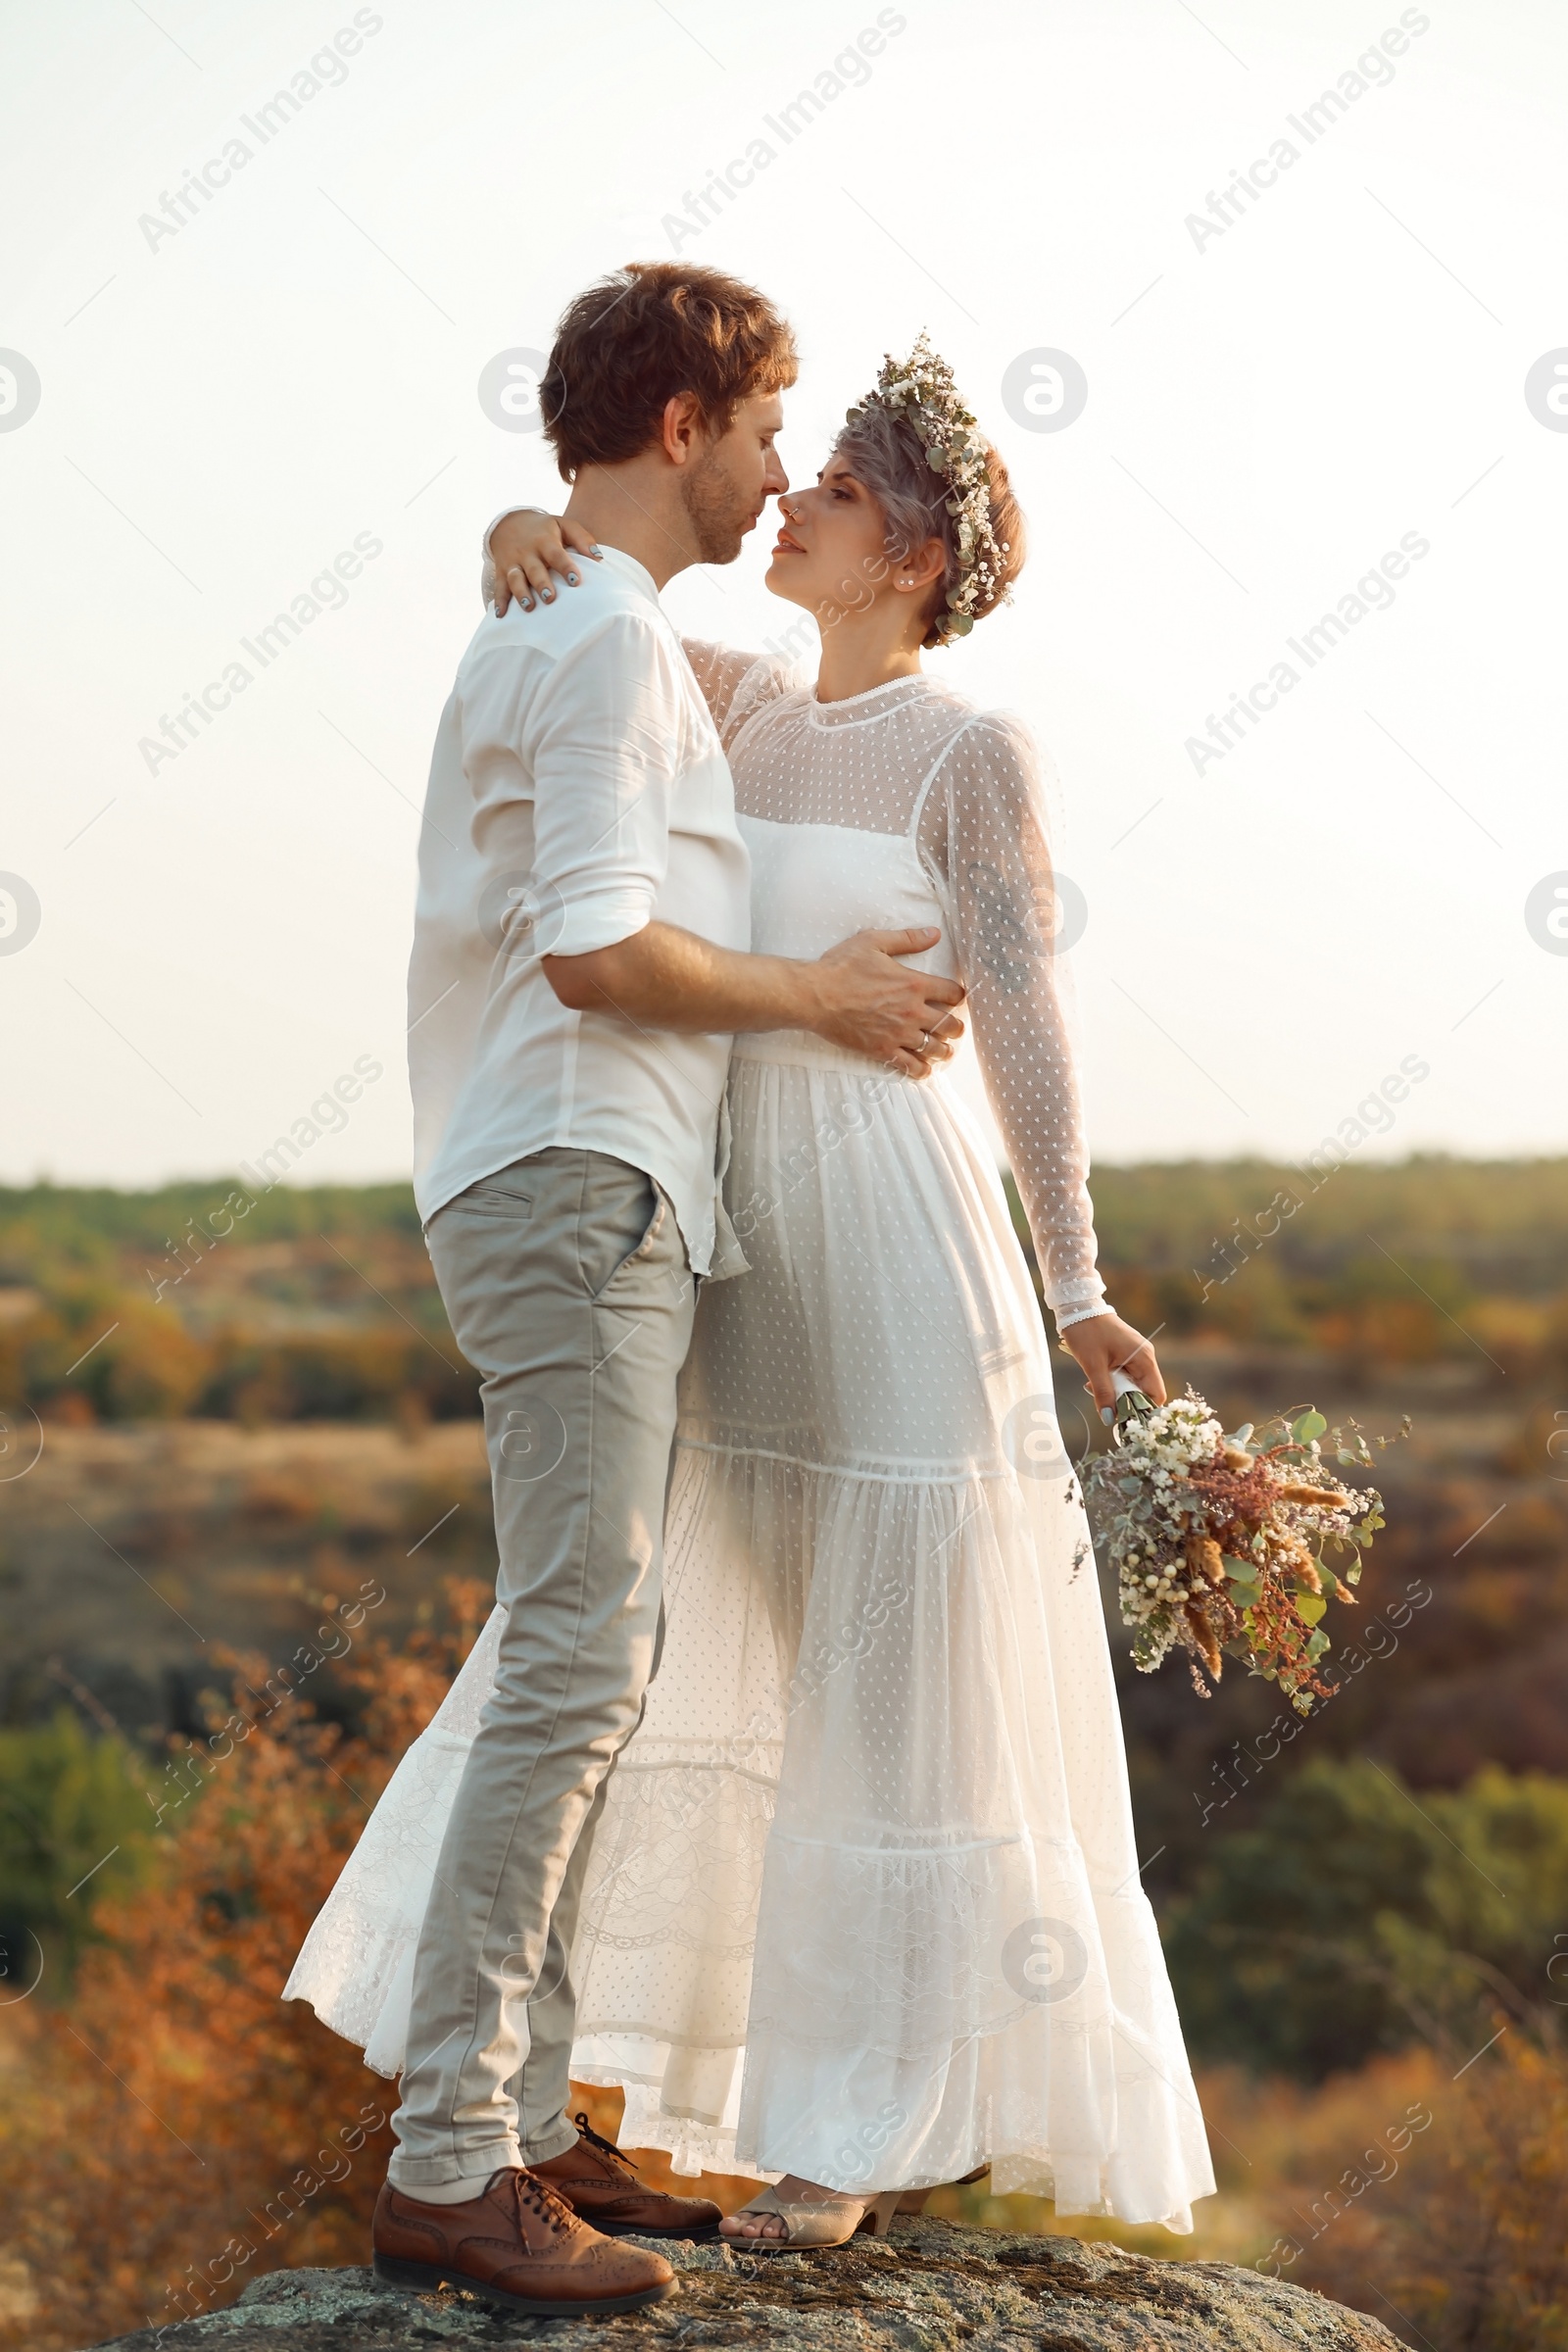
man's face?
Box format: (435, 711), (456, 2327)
(678, 390), (788, 565)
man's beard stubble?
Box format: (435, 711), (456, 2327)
(678, 445), (753, 566)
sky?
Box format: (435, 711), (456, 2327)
(2, 0), (1565, 1191)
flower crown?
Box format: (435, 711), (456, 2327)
(844, 331), (1009, 644)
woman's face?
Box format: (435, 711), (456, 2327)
(763, 450), (939, 629)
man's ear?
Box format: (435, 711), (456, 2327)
(660, 392), (705, 467)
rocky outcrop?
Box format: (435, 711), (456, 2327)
(87, 2217), (1401, 2349)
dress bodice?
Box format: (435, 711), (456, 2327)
(680, 647), (1107, 1322)
(737, 813), (954, 978)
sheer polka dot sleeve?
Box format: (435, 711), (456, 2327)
(681, 641), (805, 752)
(916, 713), (1108, 1323)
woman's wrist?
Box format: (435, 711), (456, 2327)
(484, 506), (547, 555)
(1055, 1300), (1114, 1331)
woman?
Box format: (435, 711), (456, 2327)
(287, 338), (1214, 2243)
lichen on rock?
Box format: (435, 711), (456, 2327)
(84, 2218), (1403, 2350)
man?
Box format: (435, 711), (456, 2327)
(373, 263), (965, 2320)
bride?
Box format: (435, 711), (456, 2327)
(287, 337), (1215, 2243)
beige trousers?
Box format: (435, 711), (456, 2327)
(388, 1148), (696, 2191)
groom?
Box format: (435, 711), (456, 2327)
(374, 263), (966, 2319)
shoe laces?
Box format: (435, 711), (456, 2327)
(572, 2110), (642, 2184)
(512, 2167), (578, 2235)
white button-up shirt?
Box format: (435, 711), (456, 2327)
(408, 547), (752, 1275)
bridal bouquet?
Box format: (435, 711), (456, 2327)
(1083, 1388), (1396, 1712)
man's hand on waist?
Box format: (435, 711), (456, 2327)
(803, 929), (965, 1077)
(542, 921), (964, 1081)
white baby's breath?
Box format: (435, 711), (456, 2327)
(846, 332), (1009, 646)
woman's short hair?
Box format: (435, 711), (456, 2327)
(542, 263), (799, 480)
(833, 404), (1026, 649)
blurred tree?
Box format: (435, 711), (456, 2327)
(1166, 1757), (1568, 2079)
(0, 1713), (154, 1982)
(0, 1583), (491, 2352)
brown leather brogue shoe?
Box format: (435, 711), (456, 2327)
(371, 2165), (676, 2318)
(528, 2111), (722, 2240)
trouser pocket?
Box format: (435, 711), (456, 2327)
(578, 1160), (666, 1299)
(427, 1159), (539, 1227)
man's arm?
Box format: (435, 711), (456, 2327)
(544, 921), (964, 1082)
(489, 609), (963, 1076)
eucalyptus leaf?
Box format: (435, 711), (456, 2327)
(1293, 1410), (1327, 1445)
(1295, 1592), (1328, 1626)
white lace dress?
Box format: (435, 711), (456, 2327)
(285, 652), (1215, 2232)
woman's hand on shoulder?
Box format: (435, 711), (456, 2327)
(1058, 1313), (1165, 1412)
(491, 510), (601, 613)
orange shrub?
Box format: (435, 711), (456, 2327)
(0, 1586), (489, 2351)
(1231, 2034), (1568, 2351)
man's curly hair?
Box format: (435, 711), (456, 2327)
(541, 262), (799, 480)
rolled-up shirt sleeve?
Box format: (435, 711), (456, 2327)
(464, 612), (685, 961)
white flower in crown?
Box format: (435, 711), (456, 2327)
(846, 331), (1010, 645)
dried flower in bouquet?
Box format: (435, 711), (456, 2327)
(1082, 1387), (1404, 1712)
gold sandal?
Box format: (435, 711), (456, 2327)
(719, 2184), (903, 2249)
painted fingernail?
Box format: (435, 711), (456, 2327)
(566, 572), (579, 584)
(543, 588), (554, 601)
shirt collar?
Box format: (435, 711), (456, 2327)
(594, 543), (660, 603)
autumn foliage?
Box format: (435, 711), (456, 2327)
(8, 1587), (1568, 2348)
(3, 1158), (1568, 2347)
(0, 1586), (492, 2351)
